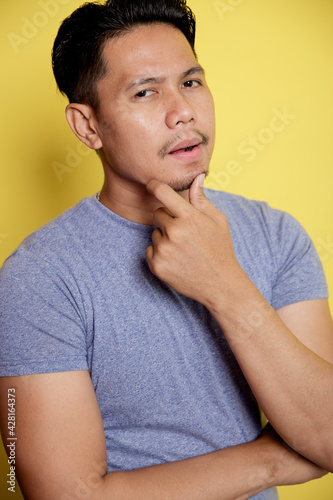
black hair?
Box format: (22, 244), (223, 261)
(52, 0), (196, 110)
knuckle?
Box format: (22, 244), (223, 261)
(152, 227), (161, 243)
(165, 222), (182, 241)
(149, 255), (166, 279)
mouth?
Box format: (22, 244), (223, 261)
(168, 138), (202, 156)
(167, 143), (202, 162)
(169, 144), (199, 155)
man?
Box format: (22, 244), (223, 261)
(0, 1), (332, 498)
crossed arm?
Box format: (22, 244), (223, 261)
(145, 175), (333, 470)
(1, 175), (332, 499)
(0, 370), (326, 500)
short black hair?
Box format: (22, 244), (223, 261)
(52, 0), (196, 110)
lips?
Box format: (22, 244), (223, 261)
(169, 138), (201, 155)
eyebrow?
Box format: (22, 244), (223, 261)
(182, 66), (205, 79)
(125, 65), (205, 93)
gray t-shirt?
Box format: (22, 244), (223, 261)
(0, 189), (328, 499)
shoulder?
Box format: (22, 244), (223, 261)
(204, 187), (301, 240)
(203, 188), (327, 307)
(0, 196), (100, 309)
(205, 187), (272, 219)
(1, 196), (97, 271)
(19, 197), (96, 253)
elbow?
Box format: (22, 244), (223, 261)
(285, 427), (333, 473)
(314, 431), (333, 472)
(324, 449), (333, 474)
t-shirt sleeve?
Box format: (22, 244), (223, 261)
(0, 249), (88, 377)
(270, 209), (329, 310)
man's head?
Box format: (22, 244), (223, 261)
(52, 0), (215, 212)
(52, 0), (196, 111)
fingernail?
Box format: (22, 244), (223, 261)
(197, 173), (205, 188)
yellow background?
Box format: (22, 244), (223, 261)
(1, 0), (332, 498)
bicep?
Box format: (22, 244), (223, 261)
(277, 298), (333, 364)
(0, 370), (107, 500)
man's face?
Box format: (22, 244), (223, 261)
(95, 23), (215, 193)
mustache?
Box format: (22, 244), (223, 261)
(158, 130), (209, 159)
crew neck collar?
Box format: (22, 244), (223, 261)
(90, 193), (155, 233)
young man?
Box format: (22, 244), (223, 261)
(1, 1), (332, 498)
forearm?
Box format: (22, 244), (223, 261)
(145, 179), (333, 472)
(206, 269), (333, 470)
(97, 438), (278, 500)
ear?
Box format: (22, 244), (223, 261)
(65, 103), (103, 150)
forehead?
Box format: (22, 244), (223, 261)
(98, 23), (198, 93)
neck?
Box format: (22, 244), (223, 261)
(98, 175), (189, 226)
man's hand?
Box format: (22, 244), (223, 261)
(146, 174), (244, 309)
(146, 175), (333, 473)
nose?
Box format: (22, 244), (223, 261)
(164, 90), (197, 129)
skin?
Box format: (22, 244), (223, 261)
(146, 175), (333, 470)
(65, 23), (215, 224)
(0, 22), (332, 499)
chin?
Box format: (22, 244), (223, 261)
(172, 180), (193, 192)
(170, 169), (208, 193)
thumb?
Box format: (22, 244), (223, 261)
(189, 174), (229, 225)
(189, 173), (214, 214)
(189, 174), (222, 220)
(189, 173), (205, 206)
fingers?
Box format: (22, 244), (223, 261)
(146, 180), (192, 218)
(189, 174), (221, 220)
(152, 207), (173, 233)
(145, 244), (154, 266)
(189, 172), (205, 194)
(146, 175), (221, 222)
(151, 227), (163, 246)
(146, 227), (162, 272)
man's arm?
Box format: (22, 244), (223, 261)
(0, 371), (325, 500)
(145, 175), (333, 472)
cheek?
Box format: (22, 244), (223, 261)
(131, 109), (162, 135)
(206, 98), (216, 139)
(205, 93), (215, 123)
(103, 116), (159, 168)
(196, 91), (215, 128)
(118, 107), (161, 145)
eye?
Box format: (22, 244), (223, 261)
(134, 89), (155, 99)
(182, 80), (201, 89)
